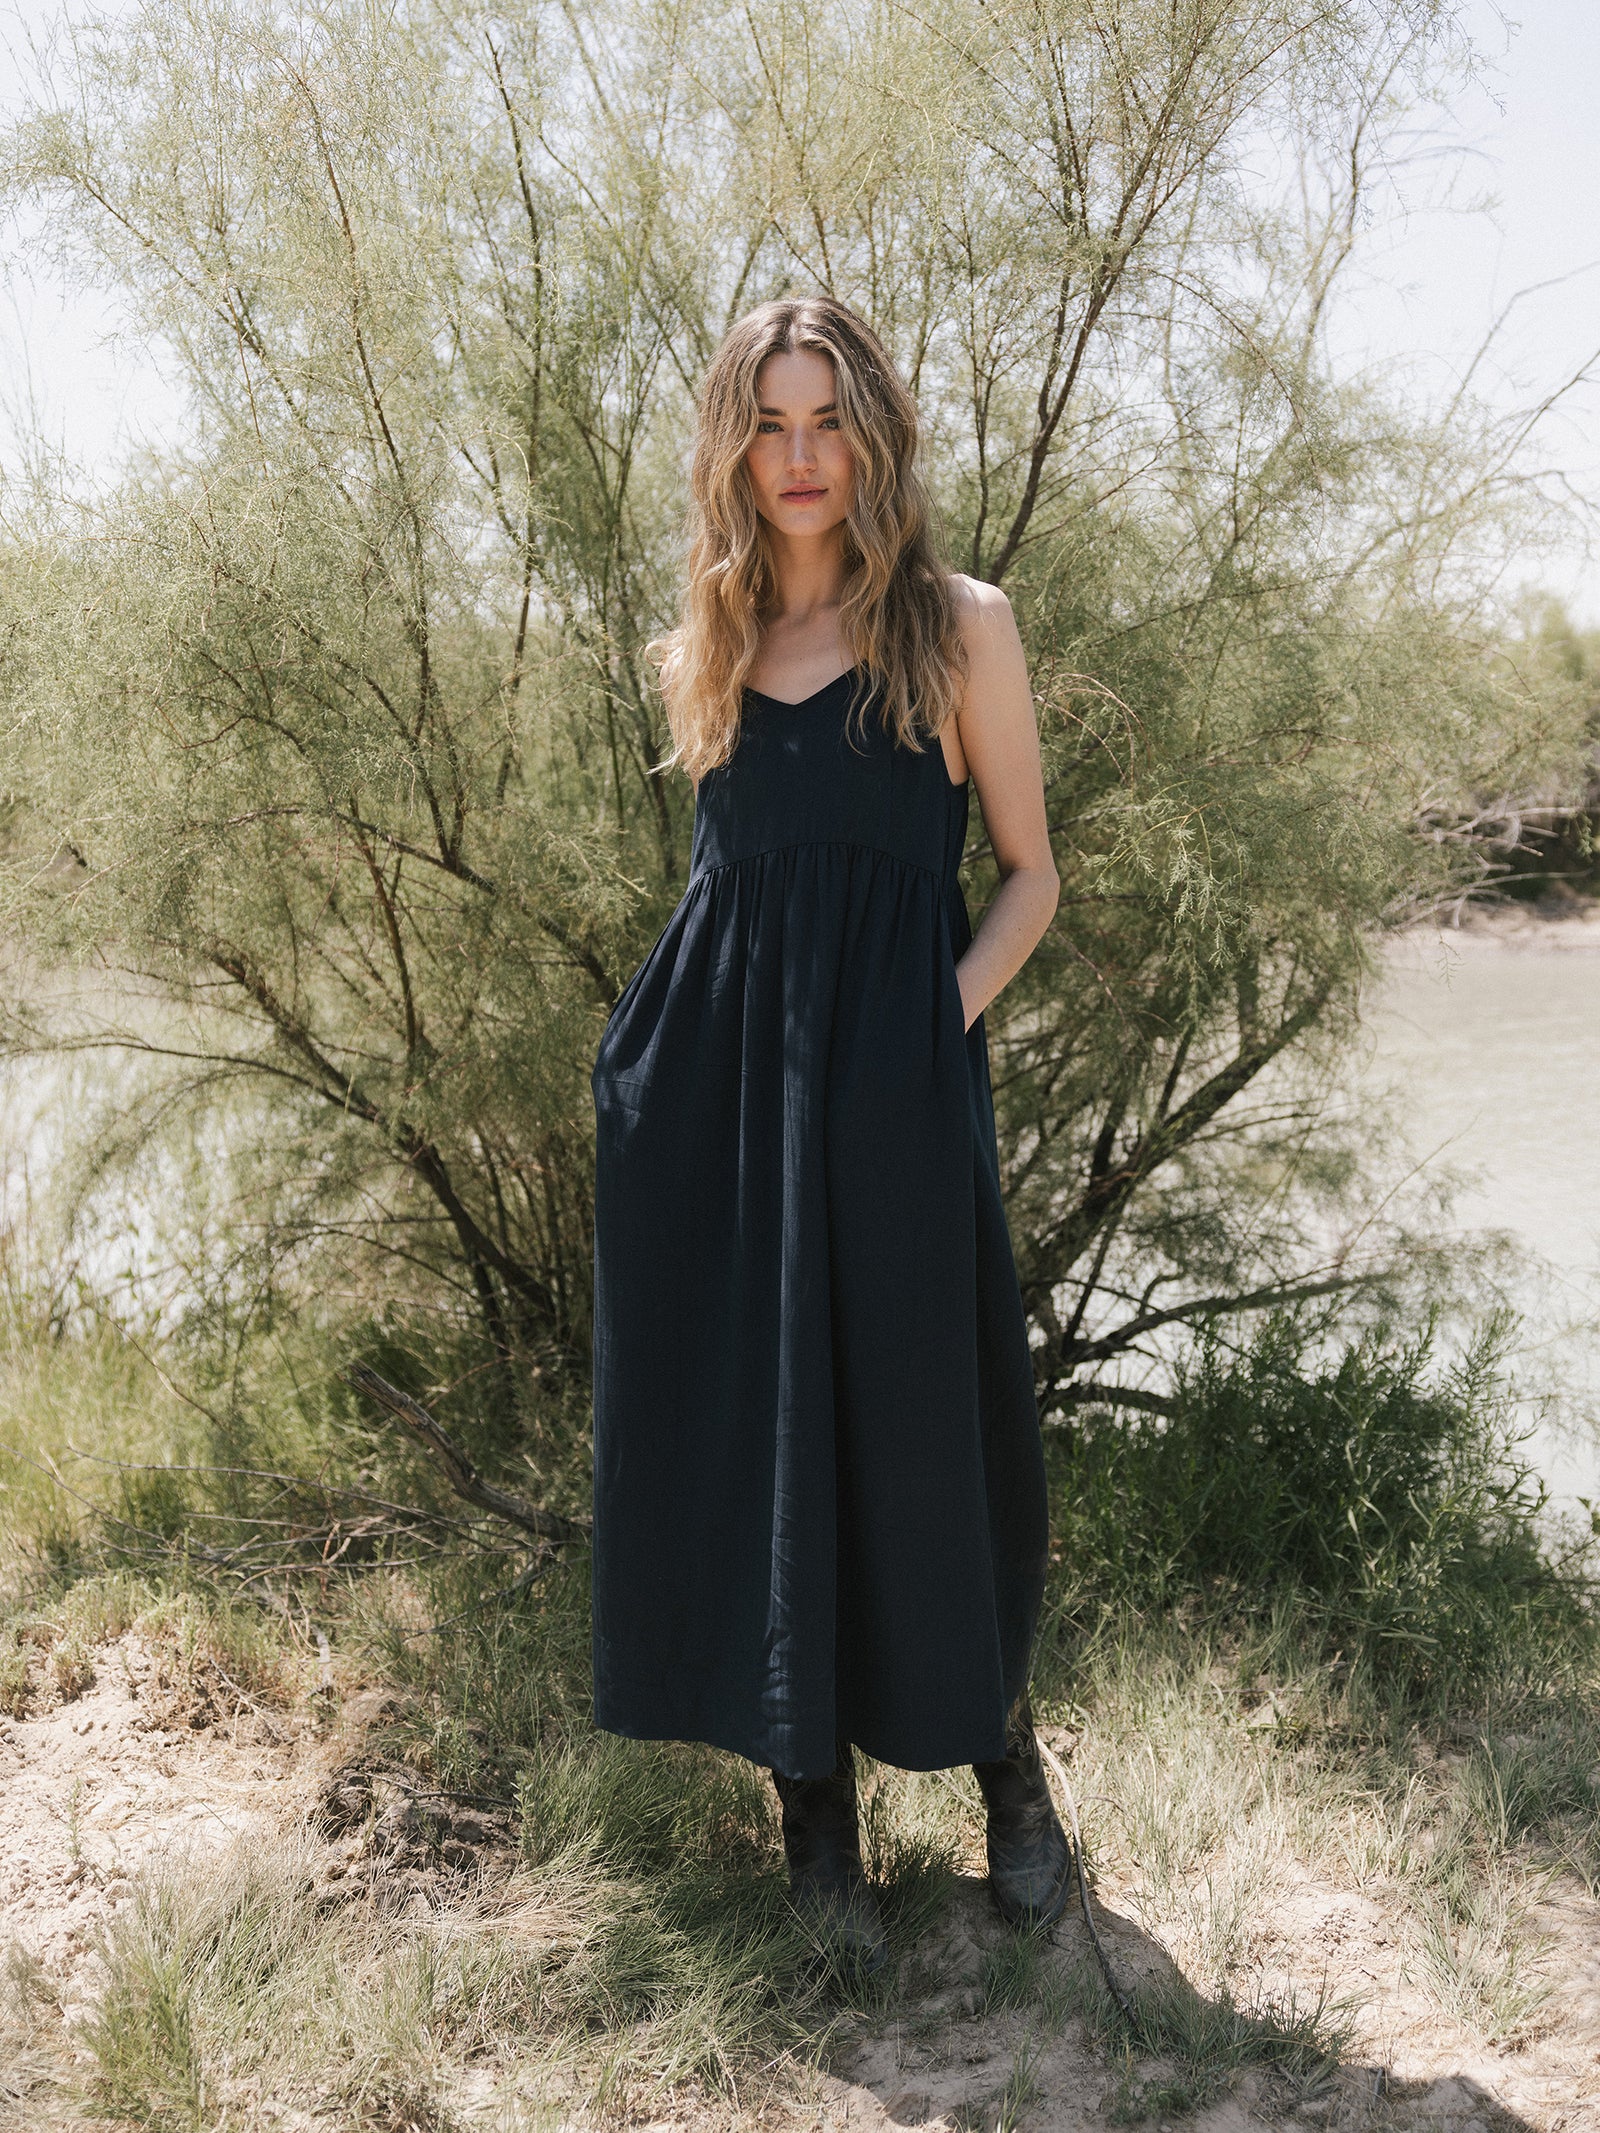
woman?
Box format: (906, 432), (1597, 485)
(589, 294), (1067, 1967)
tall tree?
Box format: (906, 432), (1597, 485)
(0, 0), (1585, 1414)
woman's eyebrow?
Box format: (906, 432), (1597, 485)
(756, 402), (839, 416)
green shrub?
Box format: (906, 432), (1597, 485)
(1048, 1315), (1591, 1689)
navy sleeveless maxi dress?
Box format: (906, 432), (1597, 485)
(589, 668), (1050, 1781)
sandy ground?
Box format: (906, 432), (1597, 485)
(3, 1648), (1598, 2131)
(0, 1636), (314, 1990)
(0, 1632), (321, 2121)
(819, 1866), (1600, 2133)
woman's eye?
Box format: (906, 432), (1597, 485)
(757, 420), (782, 434)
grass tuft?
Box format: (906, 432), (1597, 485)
(1066, 1955), (1353, 2121)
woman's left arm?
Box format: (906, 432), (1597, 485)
(948, 579), (1060, 1033)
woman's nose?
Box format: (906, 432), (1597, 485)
(787, 425), (818, 472)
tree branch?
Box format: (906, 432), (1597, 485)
(344, 1366), (588, 1545)
(1064, 1272), (1361, 1367)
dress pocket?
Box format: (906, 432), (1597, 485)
(936, 902), (974, 1066)
(593, 905), (681, 1082)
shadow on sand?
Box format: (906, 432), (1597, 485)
(825, 1872), (1541, 2133)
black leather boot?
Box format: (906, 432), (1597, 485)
(770, 1740), (889, 1972)
(973, 1689), (1073, 1928)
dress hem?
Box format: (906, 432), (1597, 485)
(590, 1707), (1013, 1780)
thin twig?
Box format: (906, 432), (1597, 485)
(60, 1444), (482, 1535)
(1037, 1737), (1138, 2028)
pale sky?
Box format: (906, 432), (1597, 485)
(2, 0), (1599, 616)
(1325, 0), (1600, 620)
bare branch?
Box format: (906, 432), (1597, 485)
(344, 1365), (588, 1546)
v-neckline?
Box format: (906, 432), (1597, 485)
(744, 666), (858, 709)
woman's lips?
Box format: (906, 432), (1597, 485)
(780, 487), (826, 502)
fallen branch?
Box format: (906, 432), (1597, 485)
(1048, 1382), (1177, 1419)
(343, 1365), (589, 1546)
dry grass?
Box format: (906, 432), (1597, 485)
(1, 1319), (1595, 2128)
(2, 1586), (1591, 2130)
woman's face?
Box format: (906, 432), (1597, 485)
(744, 348), (855, 541)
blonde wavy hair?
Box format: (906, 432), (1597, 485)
(650, 294), (966, 782)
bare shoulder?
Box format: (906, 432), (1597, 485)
(948, 572), (1017, 645)
(939, 575), (1050, 871)
(948, 573), (1026, 698)
(945, 573), (1030, 712)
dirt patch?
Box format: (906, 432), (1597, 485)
(0, 1633), (317, 2024)
(308, 1748), (520, 1912)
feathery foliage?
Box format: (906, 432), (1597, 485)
(0, 0), (1588, 1426)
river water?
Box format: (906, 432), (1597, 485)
(1367, 918), (1600, 1513)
